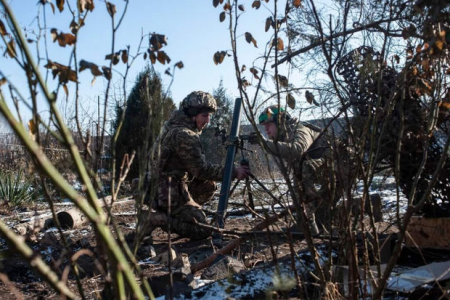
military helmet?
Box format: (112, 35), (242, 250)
(258, 105), (290, 124)
(180, 91), (217, 116)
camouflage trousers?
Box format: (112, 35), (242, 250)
(294, 157), (340, 228)
(155, 178), (217, 240)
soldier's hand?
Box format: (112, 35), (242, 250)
(235, 165), (251, 180)
(248, 132), (259, 145)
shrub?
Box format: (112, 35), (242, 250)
(0, 170), (40, 207)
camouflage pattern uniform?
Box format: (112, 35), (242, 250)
(151, 93), (229, 240)
(263, 117), (331, 230)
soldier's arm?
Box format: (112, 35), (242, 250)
(264, 125), (318, 159)
(175, 129), (227, 181)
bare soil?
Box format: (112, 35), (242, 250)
(0, 194), (449, 299)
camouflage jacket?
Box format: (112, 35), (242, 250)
(264, 118), (327, 160)
(263, 118), (328, 178)
(151, 109), (228, 210)
(155, 109), (226, 182)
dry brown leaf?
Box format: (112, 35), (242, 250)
(143, 52), (148, 60)
(238, 4), (245, 11)
(223, 3), (231, 10)
(49, 2), (55, 14)
(105, 52), (120, 65)
(277, 74), (288, 87)
(213, 0), (220, 8)
(150, 34), (167, 51)
(51, 28), (58, 42)
(433, 30), (446, 52)
(69, 20), (79, 34)
(156, 51), (170, 65)
(441, 99), (450, 110)
(63, 84), (69, 97)
(250, 67), (260, 79)
(220, 12), (226, 22)
(287, 93), (296, 109)
(79, 0), (95, 12)
(265, 17), (273, 32)
(79, 60), (103, 76)
(418, 78), (433, 95)
(6, 39), (16, 58)
(416, 44), (422, 54)
(150, 52), (157, 64)
(276, 37), (284, 51)
(56, 0), (64, 12)
(106, 2), (116, 17)
(293, 0), (302, 8)
(59, 33), (76, 47)
(305, 90), (313, 104)
(241, 78), (250, 88)
(28, 119), (37, 135)
(213, 51), (226, 65)
(44, 60), (77, 83)
(434, 39), (444, 52)
(245, 32), (258, 48)
(0, 77), (7, 86)
(422, 58), (430, 73)
(305, 90), (319, 106)
(393, 54), (400, 64)
(121, 50), (128, 64)
(252, 0), (261, 9)
(50, 28), (76, 47)
(102, 66), (112, 80)
(407, 48), (413, 60)
(175, 61), (184, 69)
(0, 20), (8, 36)
(157, 51), (166, 65)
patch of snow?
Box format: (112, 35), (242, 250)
(40, 246), (54, 261)
(193, 276), (214, 288)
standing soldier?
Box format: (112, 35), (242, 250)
(137, 91), (250, 245)
(249, 105), (331, 235)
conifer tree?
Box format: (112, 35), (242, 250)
(113, 67), (175, 180)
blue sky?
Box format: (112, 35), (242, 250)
(1, 0), (299, 127)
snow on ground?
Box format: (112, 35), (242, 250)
(355, 176), (408, 221)
(220, 175), (409, 223)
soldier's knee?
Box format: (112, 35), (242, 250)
(170, 218), (212, 240)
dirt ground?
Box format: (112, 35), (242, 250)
(0, 198), (314, 299)
(0, 189), (449, 299)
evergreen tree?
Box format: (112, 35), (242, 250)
(210, 79), (233, 128)
(113, 67), (175, 180)
(200, 80), (233, 164)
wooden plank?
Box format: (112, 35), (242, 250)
(405, 216), (450, 249)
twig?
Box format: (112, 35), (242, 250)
(190, 206), (294, 273)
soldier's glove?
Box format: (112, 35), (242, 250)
(248, 132), (259, 145)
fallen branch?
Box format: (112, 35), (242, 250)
(190, 205), (294, 273)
